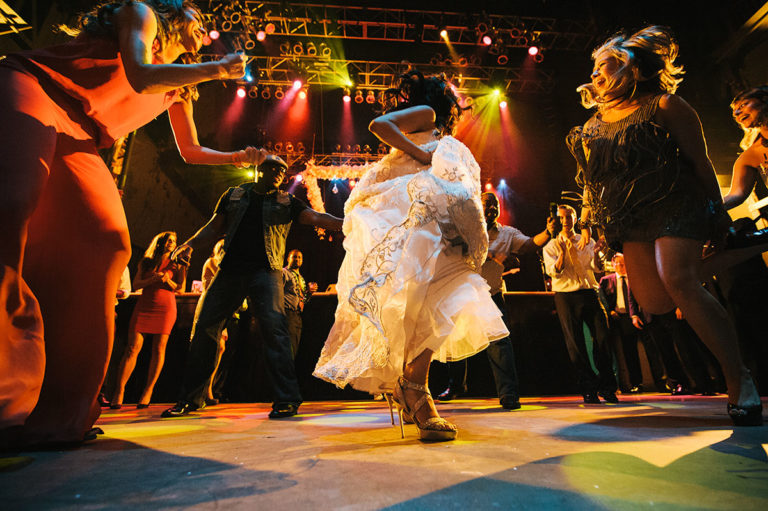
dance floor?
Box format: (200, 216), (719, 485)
(2, 394), (767, 510)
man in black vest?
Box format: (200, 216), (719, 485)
(162, 153), (342, 419)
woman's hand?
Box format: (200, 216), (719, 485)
(416, 148), (435, 166)
(216, 54), (247, 81)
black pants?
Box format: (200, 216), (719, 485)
(554, 289), (616, 394)
(444, 293), (520, 402)
(179, 267), (301, 408)
(285, 309), (302, 360)
(610, 313), (643, 389)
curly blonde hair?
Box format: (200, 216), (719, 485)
(577, 25), (684, 110)
(731, 85), (768, 151)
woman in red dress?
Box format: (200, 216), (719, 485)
(111, 232), (186, 408)
(0, 0), (263, 448)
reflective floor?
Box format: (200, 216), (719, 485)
(2, 394), (767, 510)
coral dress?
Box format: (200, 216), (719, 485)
(313, 131), (509, 394)
(131, 259), (179, 335)
(0, 35), (179, 445)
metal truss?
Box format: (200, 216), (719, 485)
(203, 1), (596, 52)
(199, 54), (556, 94)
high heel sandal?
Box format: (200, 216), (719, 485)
(390, 376), (457, 441)
(728, 370), (763, 427)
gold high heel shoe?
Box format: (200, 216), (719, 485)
(391, 376), (457, 441)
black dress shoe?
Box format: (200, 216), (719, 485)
(109, 403), (122, 410)
(136, 403), (150, 409)
(268, 402), (299, 419)
(161, 402), (196, 418)
(583, 393), (600, 404)
(204, 397), (219, 406)
(500, 396), (521, 410)
(598, 391), (619, 404)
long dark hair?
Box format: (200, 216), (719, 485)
(382, 70), (467, 135)
(62, 0), (202, 101)
(139, 231), (177, 274)
(731, 85), (768, 150)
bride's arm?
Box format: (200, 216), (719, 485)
(369, 105), (436, 166)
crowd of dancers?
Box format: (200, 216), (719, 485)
(1, 0), (766, 449)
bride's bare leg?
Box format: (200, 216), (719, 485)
(402, 349), (447, 426)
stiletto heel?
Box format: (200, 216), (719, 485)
(392, 376), (457, 441)
(383, 393), (395, 425)
(728, 370), (763, 426)
(384, 393), (405, 438)
(397, 406), (404, 439)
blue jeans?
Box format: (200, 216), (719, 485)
(179, 267), (301, 408)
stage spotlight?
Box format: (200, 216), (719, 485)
(476, 22), (488, 35)
(533, 52), (544, 63)
(482, 35), (492, 46)
(285, 141), (294, 153)
(279, 41), (291, 54)
(274, 142), (283, 152)
(256, 30), (266, 41)
(365, 90), (376, 104)
(296, 142), (306, 154)
(292, 79), (303, 90)
(500, 100), (508, 108)
(209, 29), (220, 40)
(342, 89), (351, 103)
(363, 144), (371, 153)
(458, 56), (468, 67)
(344, 144), (352, 153)
(306, 42), (317, 56)
(492, 89), (501, 96)
(354, 90), (364, 103)
(244, 37), (255, 50)
(298, 89), (307, 100)
(236, 86), (246, 98)
(293, 42), (304, 54)
(440, 29), (448, 39)
(464, 96), (474, 107)
(499, 179), (507, 187)
(353, 144), (361, 153)
(378, 143), (388, 155)
(295, 174), (303, 183)
(246, 170), (254, 179)
(484, 183), (493, 191)
(335, 144), (342, 152)
(261, 86), (272, 99)
(528, 46), (539, 56)
(265, 22), (276, 34)
(230, 12), (241, 24)
(202, 35), (212, 45)
(247, 86), (258, 99)
(274, 87), (285, 100)
(320, 43), (332, 58)
(497, 54), (508, 65)
(221, 20), (232, 32)
(510, 27), (522, 38)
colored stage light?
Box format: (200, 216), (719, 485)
(246, 171), (254, 178)
(245, 73), (253, 82)
(500, 100), (508, 108)
(499, 179), (507, 187)
(256, 30), (266, 41)
(295, 174), (303, 183)
(484, 183), (493, 191)
(354, 90), (364, 104)
(202, 35), (212, 46)
(293, 79), (303, 90)
(528, 46), (539, 56)
(264, 22), (276, 34)
(274, 87), (285, 100)
(298, 89), (307, 100)
(497, 54), (508, 65)
(343, 93), (351, 103)
(236, 86), (246, 98)
(440, 29), (448, 38)
(365, 90), (376, 104)
(482, 35), (492, 46)
(493, 89), (501, 96)
(208, 29), (219, 40)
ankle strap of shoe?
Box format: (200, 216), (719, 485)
(399, 376), (430, 394)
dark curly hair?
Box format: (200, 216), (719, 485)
(382, 70), (467, 135)
(61, 0), (202, 101)
(731, 85), (768, 150)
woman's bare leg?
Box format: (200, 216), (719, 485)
(111, 330), (144, 406)
(139, 334), (170, 405)
(402, 349), (448, 425)
(206, 333), (226, 401)
(655, 237), (751, 405)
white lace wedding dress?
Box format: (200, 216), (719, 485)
(313, 131), (509, 393)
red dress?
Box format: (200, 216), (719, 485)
(0, 34), (179, 446)
(131, 259), (179, 335)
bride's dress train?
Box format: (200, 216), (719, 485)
(313, 131), (509, 393)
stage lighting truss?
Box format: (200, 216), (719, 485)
(197, 54), (557, 94)
(201, 1), (596, 52)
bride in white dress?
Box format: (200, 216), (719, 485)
(313, 71), (508, 440)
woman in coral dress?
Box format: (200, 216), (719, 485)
(111, 231), (186, 408)
(314, 71), (508, 441)
(0, 0), (262, 448)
